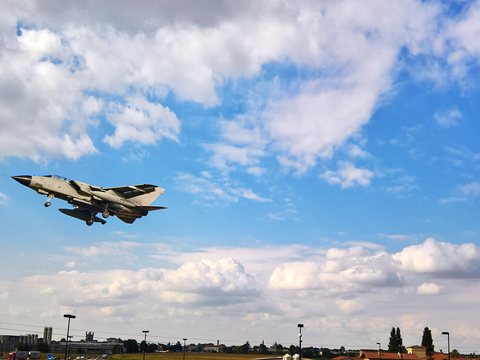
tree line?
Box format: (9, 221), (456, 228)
(387, 326), (434, 354)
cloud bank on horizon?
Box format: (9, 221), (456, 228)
(2, 0), (480, 352)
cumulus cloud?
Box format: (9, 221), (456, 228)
(161, 258), (258, 305)
(4, 238), (480, 345)
(269, 249), (404, 292)
(0, 0), (467, 175)
(336, 299), (366, 315)
(417, 282), (441, 294)
(393, 238), (480, 277)
(321, 162), (375, 188)
(104, 97), (180, 148)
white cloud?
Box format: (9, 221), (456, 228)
(203, 143), (265, 171)
(247, 166), (266, 177)
(348, 144), (369, 158)
(321, 162), (374, 188)
(237, 188), (271, 202)
(326, 246), (370, 260)
(0, 0), (448, 171)
(393, 238), (480, 277)
(64, 241), (141, 258)
(104, 97), (180, 148)
(343, 241), (386, 251)
(417, 282), (441, 294)
(434, 107), (462, 127)
(379, 234), (414, 241)
(457, 182), (480, 196)
(438, 197), (468, 205)
(5, 238), (480, 346)
(336, 299), (366, 315)
(174, 172), (269, 204)
(0, 192), (8, 205)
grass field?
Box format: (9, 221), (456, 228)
(38, 354), (281, 360)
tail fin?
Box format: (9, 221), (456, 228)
(130, 187), (164, 206)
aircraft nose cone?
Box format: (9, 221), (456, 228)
(11, 175), (32, 186)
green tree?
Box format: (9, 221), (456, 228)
(259, 343), (269, 354)
(396, 328), (404, 353)
(275, 344), (284, 355)
(16, 343), (28, 351)
(241, 342), (250, 354)
(451, 349), (460, 357)
(36, 341), (49, 353)
(123, 339), (139, 353)
(111, 345), (123, 354)
(340, 346), (346, 354)
(388, 327), (405, 353)
(421, 327), (435, 353)
(388, 327), (398, 353)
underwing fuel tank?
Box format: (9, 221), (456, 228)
(59, 209), (106, 225)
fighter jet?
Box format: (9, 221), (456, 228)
(11, 175), (166, 226)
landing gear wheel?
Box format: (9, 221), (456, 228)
(102, 210), (110, 218)
(86, 219), (94, 226)
(44, 201), (51, 207)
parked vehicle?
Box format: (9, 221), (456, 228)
(29, 352), (41, 359)
(8, 352), (28, 360)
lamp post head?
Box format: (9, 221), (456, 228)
(142, 331), (149, 334)
(442, 332), (449, 335)
(298, 324), (304, 328)
(64, 314), (76, 319)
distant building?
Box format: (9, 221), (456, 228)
(333, 346), (468, 360)
(359, 350), (419, 360)
(0, 334), (39, 352)
(43, 328), (53, 345)
(54, 337), (124, 355)
(204, 341), (225, 353)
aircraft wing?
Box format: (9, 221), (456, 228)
(102, 184), (165, 206)
(102, 184), (162, 198)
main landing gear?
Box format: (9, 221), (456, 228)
(86, 210), (95, 226)
(102, 204), (110, 218)
(44, 194), (54, 207)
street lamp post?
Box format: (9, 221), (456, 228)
(183, 339), (187, 360)
(298, 324), (304, 360)
(142, 331), (149, 360)
(442, 332), (450, 360)
(377, 343), (381, 357)
(63, 314), (76, 360)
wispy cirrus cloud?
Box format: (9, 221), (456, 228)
(0, 192), (8, 205)
(174, 172), (270, 204)
(434, 107), (462, 127)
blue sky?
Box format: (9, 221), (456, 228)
(2, 0), (480, 353)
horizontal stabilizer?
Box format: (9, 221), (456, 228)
(116, 215), (137, 224)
